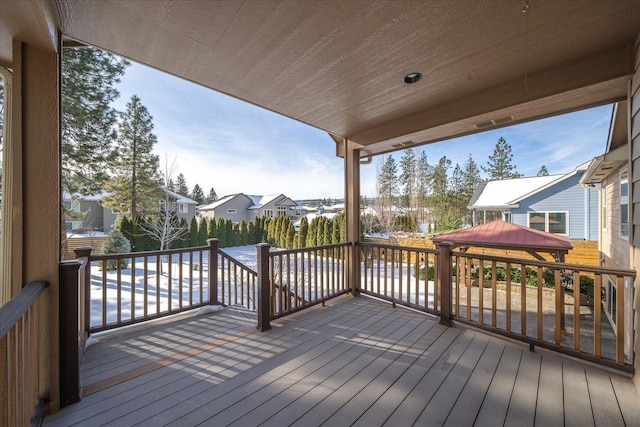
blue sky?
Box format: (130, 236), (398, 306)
(112, 62), (613, 200)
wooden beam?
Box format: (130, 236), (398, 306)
(343, 138), (360, 295)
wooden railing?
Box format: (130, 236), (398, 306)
(359, 241), (441, 317)
(452, 250), (635, 371)
(356, 240), (635, 371)
(256, 243), (351, 330)
(86, 239), (219, 333)
(218, 249), (257, 311)
(0, 281), (49, 426)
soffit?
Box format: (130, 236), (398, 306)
(3, 1), (640, 156)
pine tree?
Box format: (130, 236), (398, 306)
(225, 219), (233, 247)
(482, 137), (519, 180)
(205, 187), (218, 204)
(297, 216), (309, 248)
(102, 95), (162, 218)
(208, 217), (217, 239)
(198, 217), (208, 246)
(175, 173), (189, 196)
(399, 148), (417, 212)
(537, 165), (549, 176)
(377, 155), (399, 233)
(217, 218), (227, 247)
(191, 184), (205, 204)
(101, 229), (131, 270)
(62, 47), (129, 196)
(415, 151), (431, 225)
(428, 156), (452, 229)
(239, 220), (249, 245)
(188, 217), (199, 247)
(166, 178), (176, 192)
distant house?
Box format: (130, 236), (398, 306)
(198, 193), (299, 223)
(468, 161), (597, 241)
(64, 189), (198, 233)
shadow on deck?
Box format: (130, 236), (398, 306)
(44, 296), (640, 426)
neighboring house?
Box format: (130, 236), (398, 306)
(468, 161), (598, 241)
(64, 190), (198, 233)
(580, 101), (633, 361)
(198, 193), (299, 223)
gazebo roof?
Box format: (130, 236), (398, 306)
(431, 220), (573, 253)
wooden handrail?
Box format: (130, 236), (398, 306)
(0, 281), (48, 339)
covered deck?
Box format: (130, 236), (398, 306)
(44, 296), (639, 426)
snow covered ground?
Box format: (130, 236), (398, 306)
(88, 244), (435, 329)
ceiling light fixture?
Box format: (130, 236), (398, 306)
(403, 72), (422, 84)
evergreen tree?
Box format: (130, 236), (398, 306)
(399, 148), (417, 212)
(415, 151), (431, 225)
(198, 217), (208, 246)
(225, 219), (233, 247)
(166, 178), (176, 192)
(428, 156), (452, 229)
(377, 155), (399, 233)
(189, 217), (199, 247)
(191, 184), (205, 205)
(175, 173), (189, 196)
(102, 95), (162, 218)
(537, 165), (549, 176)
(297, 216), (309, 249)
(239, 220), (249, 245)
(233, 223), (241, 246)
(306, 218), (318, 247)
(205, 187), (218, 204)
(101, 229), (131, 270)
(217, 218), (227, 247)
(460, 154), (482, 225)
(62, 47), (129, 196)
(208, 217), (217, 239)
(286, 222), (295, 249)
(323, 219), (332, 246)
(119, 216), (134, 250)
(248, 221), (256, 244)
(482, 137), (519, 180)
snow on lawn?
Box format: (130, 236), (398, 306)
(89, 245), (262, 329)
(89, 244), (436, 329)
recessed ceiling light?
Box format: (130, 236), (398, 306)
(403, 72), (422, 84)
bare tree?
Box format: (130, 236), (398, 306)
(139, 157), (188, 274)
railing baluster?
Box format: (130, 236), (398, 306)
(537, 267), (543, 340)
(554, 268), (562, 346)
(117, 259), (122, 324)
(505, 262), (511, 332)
(143, 256), (148, 319)
(573, 270), (580, 351)
(594, 274), (602, 358)
(521, 263), (526, 336)
(478, 259), (484, 325)
(616, 275), (624, 364)
(167, 256), (172, 312)
(131, 255), (136, 321)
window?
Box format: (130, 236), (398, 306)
(64, 200), (81, 212)
(528, 212), (567, 234)
(227, 209), (237, 214)
(179, 203), (189, 214)
(602, 186), (607, 231)
(277, 206), (287, 217)
(263, 209), (274, 218)
(159, 199), (166, 211)
(65, 220), (83, 231)
(620, 170), (629, 238)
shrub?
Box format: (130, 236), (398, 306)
(101, 229), (131, 271)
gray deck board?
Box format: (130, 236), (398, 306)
(534, 357), (564, 427)
(41, 296), (640, 427)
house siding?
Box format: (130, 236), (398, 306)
(510, 170), (596, 240)
(630, 31), (640, 389)
(602, 175), (631, 270)
(200, 196), (253, 223)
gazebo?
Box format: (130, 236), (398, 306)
(431, 220), (573, 262)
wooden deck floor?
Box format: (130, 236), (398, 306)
(44, 296), (640, 426)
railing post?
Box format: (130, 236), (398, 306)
(257, 243), (272, 332)
(207, 239), (219, 304)
(73, 247), (93, 338)
(58, 259), (83, 407)
(437, 242), (455, 327)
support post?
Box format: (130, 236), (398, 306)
(73, 247), (92, 336)
(343, 138), (361, 296)
(257, 243), (271, 331)
(207, 239), (219, 304)
(437, 242), (455, 326)
(58, 260), (82, 407)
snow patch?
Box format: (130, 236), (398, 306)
(84, 335), (99, 350)
(197, 305), (225, 315)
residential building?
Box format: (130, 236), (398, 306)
(468, 162), (597, 241)
(198, 193), (298, 223)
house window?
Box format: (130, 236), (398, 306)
(528, 212), (567, 234)
(602, 186), (607, 231)
(620, 170), (629, 238)
(277, 206), (287, 217)
(159, 199), (166, 211)
(227, 209), (237, 214)
(263, 209), (274, 218)
(63, 200), (81, 212)
(65, 220), (83, 231)
(179, 203), (189, 214)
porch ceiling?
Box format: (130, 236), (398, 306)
(2, 1), (640, 157)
